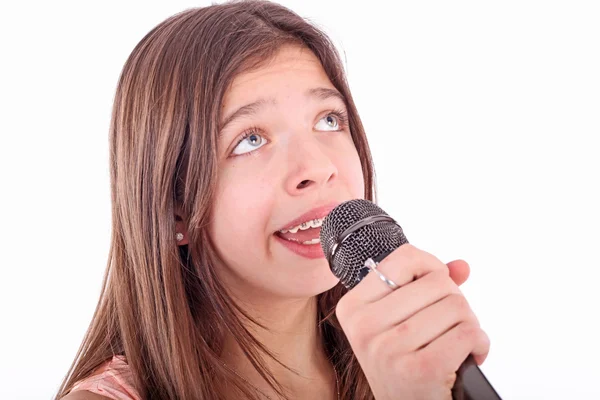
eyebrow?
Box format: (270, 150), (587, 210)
(218, 87), (347, 134)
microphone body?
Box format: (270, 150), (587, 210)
(320, 199), (502, 400)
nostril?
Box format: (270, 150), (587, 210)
(297, 180), (311, 189)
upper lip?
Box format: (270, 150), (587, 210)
(277, 202), (340, 232)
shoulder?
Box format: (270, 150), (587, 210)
(63, 355), (140, 400)
(60, 391), (112, 400)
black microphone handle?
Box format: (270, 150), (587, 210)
(370, 250), (502, 400)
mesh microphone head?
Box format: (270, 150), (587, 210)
(320, 199), (408, 289)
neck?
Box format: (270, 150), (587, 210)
(221, 295), (336, 398)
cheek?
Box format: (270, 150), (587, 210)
(210, 167), (275, 256)
(337, 139), (366, 199)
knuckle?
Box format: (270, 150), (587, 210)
(481, 330), (492, 351)
(394, 244), (444, 275)
(413, 246), (445, 271)
(451, 293), (471, 314)
(335, 296), (353, 323)
(477, 328), (491, 348)
(401, 243), (420, 256)
(421, 251), (444, 270)
(450, 294), (480, 326)
(335, 304), (353, 334)
(335, 305), (347, 326)
(344, 322), (365, 351)
(444, 293), (472, 323)
(438, 264), (452, 278)
(397, 243), (423, 265)
(394, 320), (413, 337)
(432, 269), (455, 293)
(457, 321), (481, 342)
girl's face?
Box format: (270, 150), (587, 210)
(209, 44), (365, 300)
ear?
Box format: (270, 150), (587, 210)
(174, 209), (189, 246)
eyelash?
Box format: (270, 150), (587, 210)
(325, 108), (350, 128)
(230, 108), (350, 157)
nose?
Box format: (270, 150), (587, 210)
(284, 136), (338, 195)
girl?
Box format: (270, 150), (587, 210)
(56, 1), (489, 399)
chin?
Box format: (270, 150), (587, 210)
(286, 267), (340, 298)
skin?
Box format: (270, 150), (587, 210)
(337, 246), (489, 399)
(172, 44), (486, 399)
(60, 43), (483, 400)
(178, 43), (365, 398)
(209, 44), (365, 302)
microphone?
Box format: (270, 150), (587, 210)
(320, 199), (502, 400)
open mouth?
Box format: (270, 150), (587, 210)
(272, 203), (338, 259)
(275, 217), (324, 245)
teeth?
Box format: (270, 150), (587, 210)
(280, 237), (321, 245)
(302, 238), (320, 245)
(280, 217), (325, 234)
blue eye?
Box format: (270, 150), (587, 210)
(229, 110), (348, 157)
(231, 130), (267, 156)
(315, 110), (349, 131)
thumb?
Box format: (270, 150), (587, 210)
(447, 259), (470, 286)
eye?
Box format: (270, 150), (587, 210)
(231, 130), (268, 156)
(314, 110), (349, 132)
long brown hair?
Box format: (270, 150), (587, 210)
(55, 1), (376, 398)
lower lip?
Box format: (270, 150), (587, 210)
(274, 234), (325, 259)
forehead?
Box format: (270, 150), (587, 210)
(222, 44), (334, 106)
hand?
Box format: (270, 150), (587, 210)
(336, 244), (490, 400)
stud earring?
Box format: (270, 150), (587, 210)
(176, 232), (184, 242)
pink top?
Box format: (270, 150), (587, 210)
(69, 355), (140, 400)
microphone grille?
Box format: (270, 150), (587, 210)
(320, 199), (408, 289)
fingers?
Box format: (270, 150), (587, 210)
(349, 244), (447, 305)
(357, 269), (461, 339)
(335, 244), (490, 398)
(418, 320), (490, 374)
(447, 259), (470, 286)
(366, 292), (479, 358)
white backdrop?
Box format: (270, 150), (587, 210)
(1, 1), (598, 399)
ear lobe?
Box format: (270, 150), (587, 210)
(174, 211), (189, 245)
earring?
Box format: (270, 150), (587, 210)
(176, 232), (184, 242)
